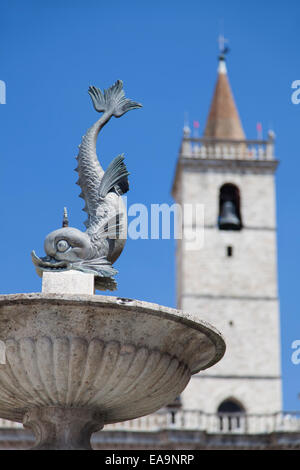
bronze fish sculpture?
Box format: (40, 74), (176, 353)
(32, 80), (142, 290)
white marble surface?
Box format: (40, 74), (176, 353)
(42, 270), (94, 295)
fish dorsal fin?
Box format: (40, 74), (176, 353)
(98, 154), (130, 199)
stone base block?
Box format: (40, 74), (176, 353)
(42, 270), (94, 295)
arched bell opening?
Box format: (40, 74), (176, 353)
(217, 398), (245, 432)
(218, 183), (242, 230)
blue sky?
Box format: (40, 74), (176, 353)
(0, 0), (299, 411)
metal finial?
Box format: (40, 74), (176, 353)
(62, 207), (69, 227)
(218, 34), (229, 60)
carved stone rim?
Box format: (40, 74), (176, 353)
(0, 293), (226, 372)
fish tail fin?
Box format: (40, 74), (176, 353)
(88, 80), (142, 117)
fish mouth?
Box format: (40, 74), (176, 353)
(31, 251), (69, 272)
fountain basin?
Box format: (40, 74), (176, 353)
(0, 293), (225, 448)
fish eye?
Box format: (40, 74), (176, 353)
(56, 240), (70, 253)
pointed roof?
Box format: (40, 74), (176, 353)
(203, 57), (245, 140)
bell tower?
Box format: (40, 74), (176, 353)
(172, 52), (282, 420)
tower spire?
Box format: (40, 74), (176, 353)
(203, 40), (245, 140)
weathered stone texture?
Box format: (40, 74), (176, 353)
(175, 164), (282, 416)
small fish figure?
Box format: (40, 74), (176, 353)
(32, 80), (142, 290)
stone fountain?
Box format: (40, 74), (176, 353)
(0, 81), (225, 449)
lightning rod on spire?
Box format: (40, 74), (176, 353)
(218, 34), (229, 60)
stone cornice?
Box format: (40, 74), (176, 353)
(181, 156), (279, 172)
(172, 157), (279, 199)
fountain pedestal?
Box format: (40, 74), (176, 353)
(42, 270), (94, 295)
(23, 407), (104, 450)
